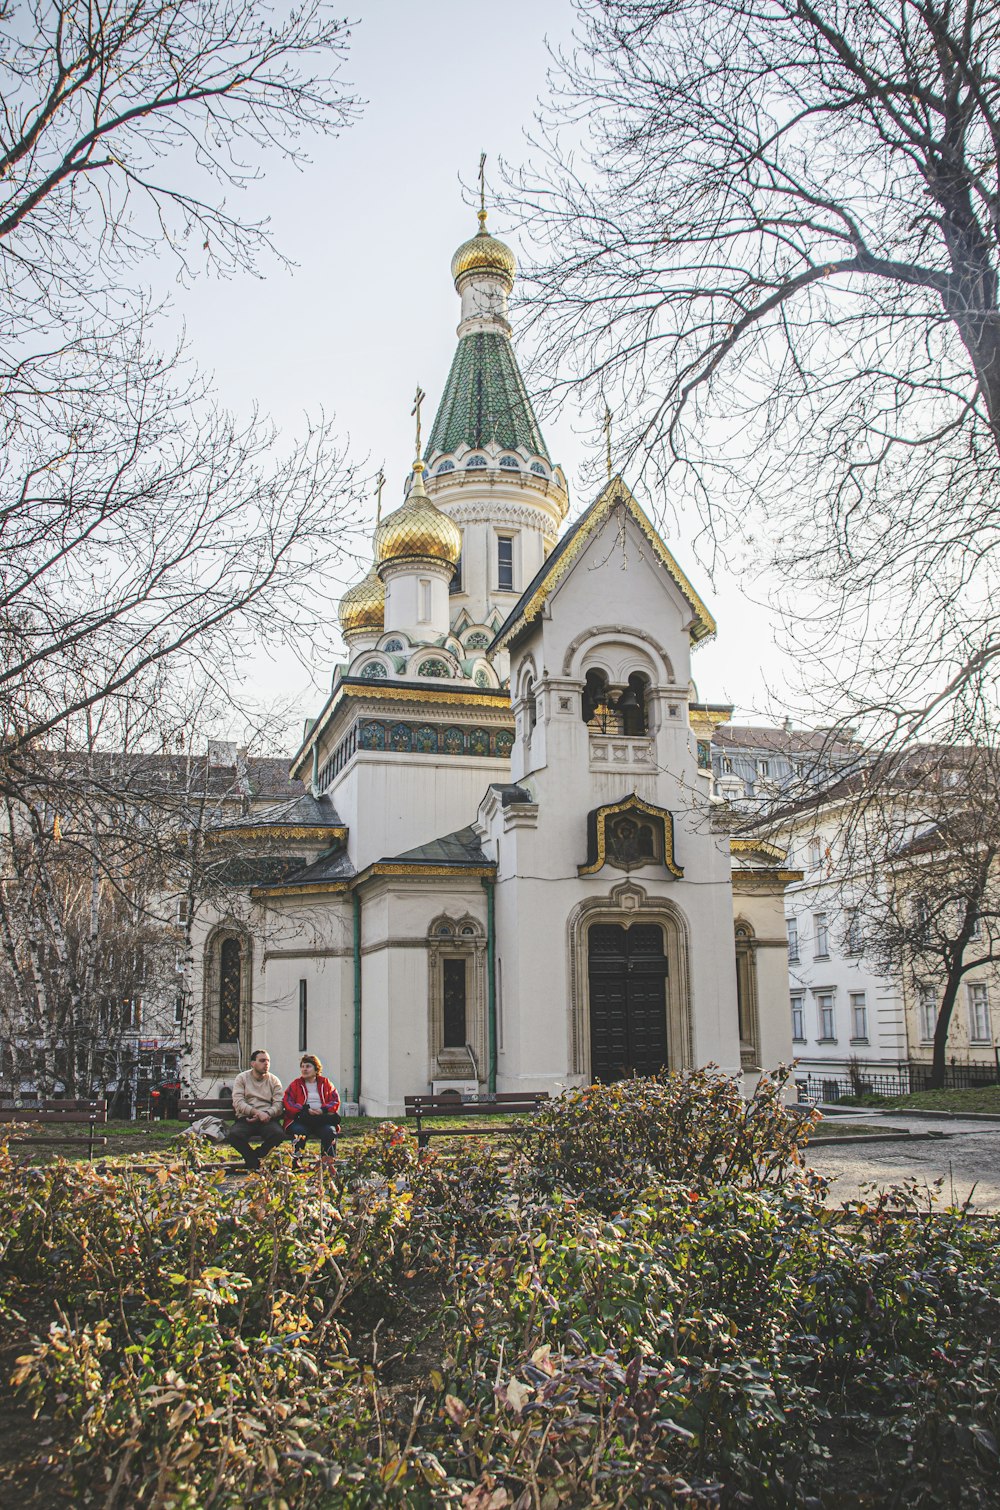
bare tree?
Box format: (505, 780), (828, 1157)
(768, 734), (1000, 1087)
(0, 0), (366, 767)
(503, 0), (1000, 737)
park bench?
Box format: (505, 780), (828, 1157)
(403, 1091), (550, 1149)
(0, 1098), (108, 1160)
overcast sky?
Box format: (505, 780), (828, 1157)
(166, 0), (792, 742)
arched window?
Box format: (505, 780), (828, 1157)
(382, 638), (404, 652)
(582, 668), (612, 731)
(499, 455), (519, 469)
(619, 671), (649, 736)
(218, 937), (241, 1043)
(734, 922), (760, 1069)
(437, 460), (455, 474)
(530, 461), (547, 476)
(466, 455), (487, 469)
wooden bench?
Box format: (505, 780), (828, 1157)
(404, 1091), (550, 1149)
(0, 1098), (108, 1160)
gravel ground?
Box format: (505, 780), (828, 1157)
(807, 1117), (1000, 1210)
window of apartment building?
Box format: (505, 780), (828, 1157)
(919, 984), (937, 1043)
(813, 911), (830, 959)
(913, 895), (930, 942)
(786, 915), (799, 962)
(123, 997), (141, 1032)
(757, 758), (770, 778)
(791, 992), (805, 1042)
(849, 991), (868, 1042)
(298, 979), (308, 1053)
(845, 907), (863, 955)
(497, 536), (514, 591)
(176, 895), (190, 925)
(968, 982), (991, 1042)
(174, 992), (184, 1026)
(809, 837), (823, 870)
(722, 756), (733, 774)
(816, 989), (836, 1042)
(969, 907), (982, 941)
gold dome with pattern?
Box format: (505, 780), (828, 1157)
(375, 464), (463, 568)
(338, 564), (384, 636)
(451, 210), (516, 290)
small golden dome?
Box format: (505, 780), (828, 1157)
(375, 464), (463, 568)
(338, 564), (384, 636)
(451, 211), (516, 290)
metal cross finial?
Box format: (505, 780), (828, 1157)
(478, 151), (487, 228)
(411, 385), (426, 460)
(375, 468), (385, 526)
(603, 403), (613, 482)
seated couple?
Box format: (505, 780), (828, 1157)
(228, 1049), (341, 1172)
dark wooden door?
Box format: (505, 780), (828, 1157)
(588, 922), (668, 1082)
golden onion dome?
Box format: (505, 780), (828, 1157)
(338, 564), (384, 636)
(451, 210), (516, 290)
(375, 464), (462, 568)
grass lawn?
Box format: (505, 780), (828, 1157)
(839, 1085), (1000, 1114)
(4, 1113), (530, 1162)
(808, 1120), (898, 1139)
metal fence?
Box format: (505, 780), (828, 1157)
(798, 1059), (1000, 1103)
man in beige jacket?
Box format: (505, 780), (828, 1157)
(227, 1049), (285, 1171)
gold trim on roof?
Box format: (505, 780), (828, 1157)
(209, 825), (348, 844)
(342, 683), (511, 708)
(689, 704), (732, 739)
(251, 880), (350, 899)
(731, 869), (804, 893)
(493, 477), (717, 653)
(731, 837), (788, 863)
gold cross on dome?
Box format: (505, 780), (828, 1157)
(375, 468), (385, 526)
(478, 152), (487, 222)
(411, 385), (426, 460)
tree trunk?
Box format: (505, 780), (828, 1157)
(930, 968), (965, 1089)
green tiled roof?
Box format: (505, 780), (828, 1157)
(425, 330), (550, 463)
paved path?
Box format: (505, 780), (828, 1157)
(809, 1116), (1000, 1211)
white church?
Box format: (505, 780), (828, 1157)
(192, 208), (799, 1115)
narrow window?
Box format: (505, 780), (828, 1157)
(419, 578), (431, 622)
(813, 912), (829, 959)
(969, 982), (991, 1042)
(850, 991), (868, 1042)
(218, 937), (241, 1043)
(176, 895), (190, 925)
(442, 958), (467, 1047)
(786, 916), (799, 963)
(450, 552), (463, 594)
(497, 536), (514, 591)
(174, 992), (184, 1027)
(919, 984), (937, 1042)
(298, 979), (308, 1053)
(809, 837), (823, 870)
(817, 990), (836, 1041)
(757, 758), (770, 778)
(845, 907), (863, 955)
(791, 992), (805, 1042)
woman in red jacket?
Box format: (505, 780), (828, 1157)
(282, 1054), (341, 1164)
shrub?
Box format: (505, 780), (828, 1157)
(519, 1065), (816, 1204)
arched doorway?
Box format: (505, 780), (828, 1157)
(587, 921), (669, 1081)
